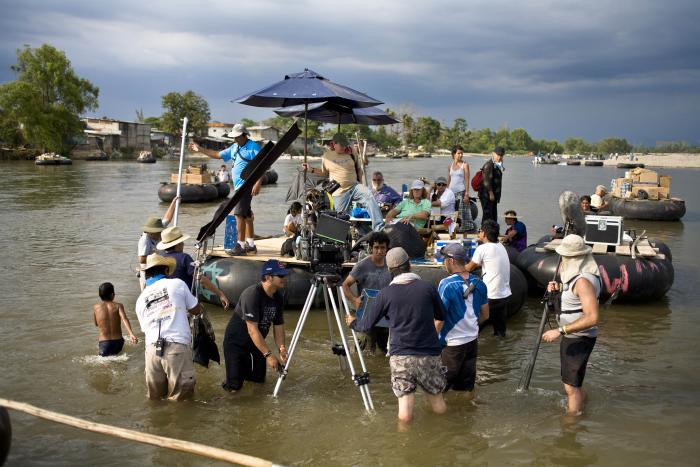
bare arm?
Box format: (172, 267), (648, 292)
(385, 207), (399, 223)
(463, 164), (470, 199)
(479, 303), (490, 325)
(434, 319), (443, 334)
(465, 260), (479, 272)
(189, 141), (221, 159)
(118, 304), (138, 344)
(187, 302), (203, 316)
(246, 321), (283, 369)
(162, 196), (179, 225)
(93, 308), (98, 327)
(342, 275), (361, 308)
(200, 275), (230, 309)
(566, 279), (599, 332)
(273, 324), (287, 363)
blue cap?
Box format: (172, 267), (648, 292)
(440, 243), (470, 262)
(260, 259), (290, 278)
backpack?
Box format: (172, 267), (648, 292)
(471, 169), (483, 192)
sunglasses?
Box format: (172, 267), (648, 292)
(272, 274), (287, 278)
(436, 183), (446, 187)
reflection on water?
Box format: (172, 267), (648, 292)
(1, 158), (699, 465)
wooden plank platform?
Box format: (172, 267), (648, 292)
(592, 243), (608, 254)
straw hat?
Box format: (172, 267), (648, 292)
(157, 226), (190, 250)
(144, 253), (176, 276)
(142, 217), (165, 233)
(504, 210), (521, 220)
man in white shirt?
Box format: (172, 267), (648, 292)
(466, 219), (512, 337)
(135, 254), (203, 400)
(430, 176), (456, 227)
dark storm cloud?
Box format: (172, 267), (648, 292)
(1, 0), (699, 144)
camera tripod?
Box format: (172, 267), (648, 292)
(273, 272), (374, 412)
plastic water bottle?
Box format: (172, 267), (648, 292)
(224, 215), (238, 250)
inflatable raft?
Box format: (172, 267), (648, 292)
(516, 236), (674, 302)
(158, 182), (230, 203)
(584, 160), (604, 166)
(35, 153), (72, 165)
(199, 236), (528, 317)
(566, 160), (581, 166)
(607, 197), (686, 221)
(0, 405), (9, 466)
(616, 162), (645, 169)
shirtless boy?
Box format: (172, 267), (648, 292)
(93, 282), (138, 356)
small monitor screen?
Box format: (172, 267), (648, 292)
(316, 213), (350, 243)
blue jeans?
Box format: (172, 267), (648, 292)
(333, 183), (385, 231)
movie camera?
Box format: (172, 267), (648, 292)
(295, 179), (352, 274)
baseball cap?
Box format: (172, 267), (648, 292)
(386, 247), (409, 269)
(494, 146), (505, 156)
(260, 259), (290, 278)
(440, 243), (469, 262)
(435, 176), (448, 185)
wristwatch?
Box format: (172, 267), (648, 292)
(263, 350), (272, 358)
(558, 326), (566, 335)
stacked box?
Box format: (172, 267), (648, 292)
(170, 173), (212, 184)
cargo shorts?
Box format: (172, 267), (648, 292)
(389, 355), (447, 397)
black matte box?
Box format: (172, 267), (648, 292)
(584, 215), (623, 245)
(316, 213), (351, 243)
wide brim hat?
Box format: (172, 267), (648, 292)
(556, 234), (592, 257)
(144, 253), (176, 276)
(157, 226), (190, 250)
(142, 216), (165, 233)
(504, 211), (520, 220)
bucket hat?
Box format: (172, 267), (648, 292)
(556, 234), (599, 283)
(142, 216), (165, 233)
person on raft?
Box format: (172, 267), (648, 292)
(385, 179), (431, 229)
(591, 185), (609, 212)
(500, 210), (527, 252)
(137, 196), (178, 290)
(93, 282), (138, 357)
(190, 123), (262, 256)
(302, 133), (384, 231)
(542, 234), (601, 416)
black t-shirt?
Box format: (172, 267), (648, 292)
(234, 283), (284, 337)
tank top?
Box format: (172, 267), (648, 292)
(557, 273), (601, 338)
(448, 163), (466, 193)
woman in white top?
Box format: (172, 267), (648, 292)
(283, 202), (303, 237)
(447, 145), (473, 231)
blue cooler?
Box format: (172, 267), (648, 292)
(463, 238), (479, 259)
(434, 239), (462, 263)
(223, 215), (238, 250)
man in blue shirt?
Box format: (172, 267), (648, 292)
(370, 171), (402, 214)
(438, 243), (489, 400)
(191, 124), (262, 255)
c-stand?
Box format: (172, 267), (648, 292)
(273, 272), (374, 412)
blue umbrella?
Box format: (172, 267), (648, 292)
(235, 69), (383, 162)
(274, 101), (398, 126)
(235, 69), (382, 109)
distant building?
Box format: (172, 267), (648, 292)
(207, 121), (236, 139)
(73, 118), (151, 156)
(247, 125), (280, 142)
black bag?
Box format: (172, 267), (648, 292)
(192, 314), (220, 368)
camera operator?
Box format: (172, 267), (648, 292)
(222, 260), (289, 392)
(342, 231), (391, 354)
(302, 133), (384, 231)
(135, 254), (203, 401)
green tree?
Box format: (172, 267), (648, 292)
(160, 90), (210, 136)
(144, 116), (162, 128)
(414, 116), (442, 150)
(509, 128), (534, 153)
(240, 118), (257, 128)
(563, 137), (592, 154)
(596, 137), (632, 155)
(0, 44), (99, 153)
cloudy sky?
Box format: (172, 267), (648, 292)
(1, 0), (698, 145)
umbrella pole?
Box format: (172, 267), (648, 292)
(173, 116), (188, 226)
(304, 102), (308, 185)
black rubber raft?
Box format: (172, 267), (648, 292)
(515, 238), (674, 302)
(158, 182), (230, 203)
(616, 162), (645, 169)
(584, 160), (604, 166)
(607, 197), (686, 221)
(199, 224), (528, 317)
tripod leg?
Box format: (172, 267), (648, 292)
(337, 286), (375, 411)
(321, 283), (342, 366)
(326, 286), (374, 412)
(273, 282), (318, 397)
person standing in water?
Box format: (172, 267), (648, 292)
(93, 282), (138, 357)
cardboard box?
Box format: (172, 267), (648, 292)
(657, 186), (670, 199)
(637, 172), (659, 184)
(170, 173), (212, 184)
(632, 186), (660, 200)
(659, 175), (671, 188)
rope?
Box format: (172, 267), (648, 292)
(0, 398), (281, 467)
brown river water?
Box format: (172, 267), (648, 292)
(0, 156), (699, 466)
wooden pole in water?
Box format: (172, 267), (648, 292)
(174, 116), (189, 226)
(0, 398), (280, 467)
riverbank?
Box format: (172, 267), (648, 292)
(602, 153), (700, 168)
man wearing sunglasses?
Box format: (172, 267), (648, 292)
(430, 176), (456, 226)
(370, 171), (402, 214)
(222, 259), (289, 392)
